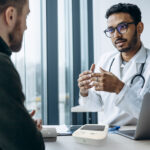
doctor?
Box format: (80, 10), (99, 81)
(78, 3), (150, 125)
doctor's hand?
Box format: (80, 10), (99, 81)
(78, 64), (95, 97)
(91, 67), (124, 94)
(30, 110), (42, 131)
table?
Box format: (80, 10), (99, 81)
(45, 132), (150, 150)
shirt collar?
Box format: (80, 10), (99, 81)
(0, 37), (12, 57)
(120, 60), (127, 69)
(130, 44), (146, 64)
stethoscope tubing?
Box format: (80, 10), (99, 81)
(108, 52), (147, 88)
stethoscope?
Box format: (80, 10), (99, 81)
(109, 52), (147, 88)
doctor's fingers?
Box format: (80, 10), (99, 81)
(91, 76), (105, 83)
(91, 73), (103, 78)
(78, 74), (92, 82)
(92, 72), (111, 77)
(78, 80), (91, 88)
(90, 64), (95, 72)
(92, 82), (105, 89)
(95, 86), (105, 91)
(79, 71), (92, 77)
(91, 82), (105, 91)
(80, 84), (93, 90)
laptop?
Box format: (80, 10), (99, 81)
(115, 92), (150, 140)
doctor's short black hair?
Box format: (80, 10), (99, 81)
(105, 3), (142, 25)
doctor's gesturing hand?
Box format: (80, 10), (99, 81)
(91, 67), (125, 94)
(78, 64), (95, 97)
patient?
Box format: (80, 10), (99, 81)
(0, 0), (45, 149)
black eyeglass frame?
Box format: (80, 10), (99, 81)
(104, 22), (136, 38)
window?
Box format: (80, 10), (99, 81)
(57, 0), (94, 125)
(11, 0), (94, 125)
(11, 0), (46, 120)
(58, 0), (73, 125)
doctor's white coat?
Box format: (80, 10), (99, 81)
(79, 45), (150, 126)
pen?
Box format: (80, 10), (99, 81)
(109, 126), (120, 132)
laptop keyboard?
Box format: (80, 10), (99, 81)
(119, 130), (135, 137)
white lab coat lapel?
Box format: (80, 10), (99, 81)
(110, 53), (121, 79)
(109, 45), (146, 84)
(122, 46), (146, 83)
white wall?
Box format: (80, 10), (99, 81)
(93, 0), (150, 63)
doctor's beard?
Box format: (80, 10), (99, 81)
(115, 29), (138, 53)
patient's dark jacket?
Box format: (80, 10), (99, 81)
(0, 37), (45, 150)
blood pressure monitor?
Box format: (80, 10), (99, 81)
(72, 124), (108, 145)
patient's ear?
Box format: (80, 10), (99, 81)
(4, 6), (17, 29)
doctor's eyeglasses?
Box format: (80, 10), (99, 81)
(104, 22), (135, 38)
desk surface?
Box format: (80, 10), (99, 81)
(71, 105), (100, 112)
(45, 133), (150, 150)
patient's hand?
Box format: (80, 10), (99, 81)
(30, 110), (42, 131)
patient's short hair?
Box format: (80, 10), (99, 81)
(0, 0), (27, 15)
